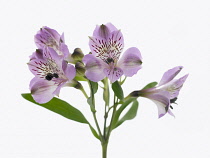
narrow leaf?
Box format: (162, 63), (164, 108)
(22, 93), (88, 123)
(114, 100), (139, 129)
(87, 97), (96, 112)
(112, 81), (124, 100)
(22, 93), (100, 140)
(89, 124), (100, 140)
(112, 98), (135, 129)
(142, 82), (158, 90)
(89, 81), (98, 94)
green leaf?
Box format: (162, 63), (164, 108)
(142, 81), (158, 90)
(22, 93), (88, 123)
(89, 81), (98, 94)
(114, 100), (139, 129)
(111, 98), (135, 130)
(112, 81), (124, 100)
(89, 124), (100, 140)
(22, 93), (100, 140)
(87, 97), (96, 112)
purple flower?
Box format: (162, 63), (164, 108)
(83, 23), (142, 83)
(133, 66), (188, 118)
(34, 26), (70, 59)
(28, 47), (76, 103)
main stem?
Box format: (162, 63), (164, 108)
(101, 95), (118, 158)
(88, 79), (118, 158)
(102, 142), (108, 158)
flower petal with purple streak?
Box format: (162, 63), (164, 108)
(158, 74), (189, 99)
(104, 67), (123, 83)
(159, 66), (183, 86)
(34, 26), (69, 58)
(83, 54), (107, 82)
(141, 88), (170, 118)
(89, 27), (124, 61)
(117, 47), (142, 77)
(30, 77), (58, 104)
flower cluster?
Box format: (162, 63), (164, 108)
(24, 23), (189, 158)
(27, 23), (188, 118)
(28, 27), (76, 103)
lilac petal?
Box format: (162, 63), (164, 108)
(93, 24), (112, 40)
(105, 23), (118, 32)
(64, 64), (76, 81)
(142, 89), (170, 118)
(28, 58), (47, 78)
(30, 77), (58, 104)
(93, 23), (117, 37)
(43, 26), (61, 41)
(83, 54), (107, 82)
(152, 100), (168, 118)
(29, 49), (44, 60)
(160, 74), (189, 99)
(109, 30), (124, 60)
(59, 43), (70, 58)
(89, 30), (124, 61)
(62, 60), (67, 71)
(53, 82), (65, 97)
(159, 66), (183, 86)
(104, 67), (123, 83)
(43, 47), (63, 68)
(117, 47), (142, 77)
(43, 47), (60, 60)
(34, 26), (60, 49)
(89, 36), (110, 59)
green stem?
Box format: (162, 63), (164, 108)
(102, 142), (108, 158)
(103, 78), (110, 137)
(92, 111), (103, 138)
(103, 105), (108, 137)
(106, 96), (118, 141)
(80, 87), (88, 99)
(88, 80), (103, 139)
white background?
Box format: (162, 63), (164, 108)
(0, 0), (210, 157)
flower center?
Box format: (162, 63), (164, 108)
(105, 57), (114, 64)
(45, 73), (59, 81)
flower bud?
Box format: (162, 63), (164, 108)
(71, 48), (84, 62)
(66, 79), (83, 90)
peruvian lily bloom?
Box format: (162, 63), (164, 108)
(34, 26), (70, 59)
(130, 66), (188, 118)
(83, 23), (142, 83)
(28, 47), (76, 104)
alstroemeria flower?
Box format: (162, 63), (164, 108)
(34, 26), (70, 58)
(28, 47), (76, 103)
(131, 66), (188, 118)
(83, 23), (142, 83)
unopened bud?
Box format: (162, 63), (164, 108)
(67, 79), (83, 90)
(71, 48), (84, 62)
